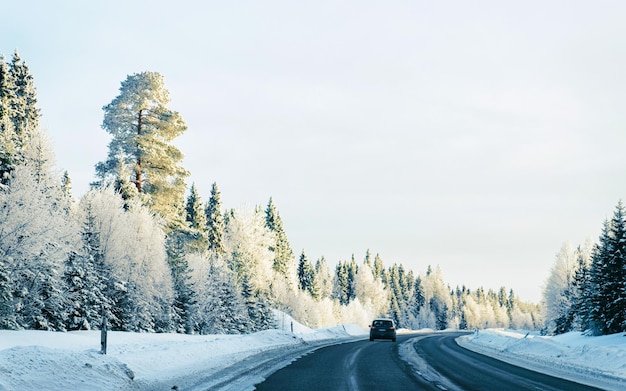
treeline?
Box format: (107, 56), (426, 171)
(543, 201), (626, 336)
(0, 51), (540, 334)
(297, 254), (539, 331)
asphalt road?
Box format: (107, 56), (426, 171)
(253, 332), (604, 391)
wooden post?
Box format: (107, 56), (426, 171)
(100, 306), (108, 355)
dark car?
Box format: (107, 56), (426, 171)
(369, 318), (396, 342)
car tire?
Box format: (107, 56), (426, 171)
(369, 337), (374, 341)
(392, 338), (396, 342)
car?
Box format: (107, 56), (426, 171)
(369, 318), (396, 342)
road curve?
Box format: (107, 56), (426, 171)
(254, 332), (604, 391)
(411, 332), (603, 391)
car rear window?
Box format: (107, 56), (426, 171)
(373, 320), (393, 327)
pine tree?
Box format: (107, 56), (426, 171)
(78, 187), (174, 332)
(364, 249), (372, 269)
(265, 198), (294, 280)
(373, 253), (385, 280)
(0, 51), (40, 185)
(0, 256), (15, 329)
(205, 182), (225, 254)
(297, 250), (316, 297)
(409, 277), (425, 320)
(333, 262), (350, 305)
(63, 250), (104, 330)
(572, 248), (592, 331)
(8, 51), (39, 136)
(185, 183), (208, 253)
(200, 259), (249, 334)
(241, 275), (275, 332)
(587, 219), (612, 335)
(314, 257), (333, 299)
(0, 56), (16, 186)
(167, 231), (196, 334)
(543, 242), (578, 334)
(0, 129), (74, 331)
(96, 71), (189, 229)
(602, 201), (626, 334)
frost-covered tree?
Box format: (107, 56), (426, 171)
(601, 201), (626, 334)
(95, 71), (189, 229)
(223, 206), (275, 295)
(64, 197), (112, 331)
(241, 274), (275, 332)
(0, 57), (16, 186)
(0, 129), (75, 330)
(197, 256), (249, 334)
(7, 51), (39, 136)
(372, 253), (385, 280)
(297, 250), (316, 297)
(0, 51), (40, 185)
(571, 247), (593, 331)
(184, 183), (208, 253)
(584, 202), (626, 335)
(542, 242), (579, 334)
(314, 257), (333, 299)
(167, 229), (196, 334)
(354, 262), (388, 318)
(333, 259), (358, 306)
(78, 186), (174, 332)
(265, 198), (295, 283)
(204, 182), (225, 254)
(418, 265), (453, 330)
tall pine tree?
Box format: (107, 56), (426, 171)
(96, 71), (189, 230)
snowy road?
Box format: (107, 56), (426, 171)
(254, 332), (604, 391)
(254, 334), (438, 391)
(405, 333), (603, 390)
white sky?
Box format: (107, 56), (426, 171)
(4, 0), (626, 302)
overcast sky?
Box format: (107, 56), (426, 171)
(4, 0), (626, 302)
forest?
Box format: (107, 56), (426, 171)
(6, 50), (624, 337)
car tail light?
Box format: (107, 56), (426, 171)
(389, 327), (395, 331)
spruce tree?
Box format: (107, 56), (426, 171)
(297, 250), (316, 297)
(333, 262), (350, 305)
(63, 250), (104, 330)
(265, 198), (294, 279)
(0, 51), (40, 185)
(409, 277), (425, 319)
(603, 201), (626, 333)
(0, 256), (15, 329)
(205, 182), (225, 254)
(373, 253), (385, 280)
(241, 275), (275, 332)
(314, 257), (333, 299)
(166, 231), (196, 334)
(200, 260), (249, 334)
(588, 219), (612, 335)
(0, 56), (16, 186)
(8, 51), (39, 136)
(185, 183), (208, 253)
(572, 249), (592, 331)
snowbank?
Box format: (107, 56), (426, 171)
(457, 329), (626, 391)
(0, 313), (368, 391)
(9, 321), (624, 391)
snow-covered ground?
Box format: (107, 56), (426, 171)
(457, 329), (626, 391)
(0, 311), (367, 391)
(2, 318), (625, 391)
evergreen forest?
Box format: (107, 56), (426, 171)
(5, 51), (623, 337)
